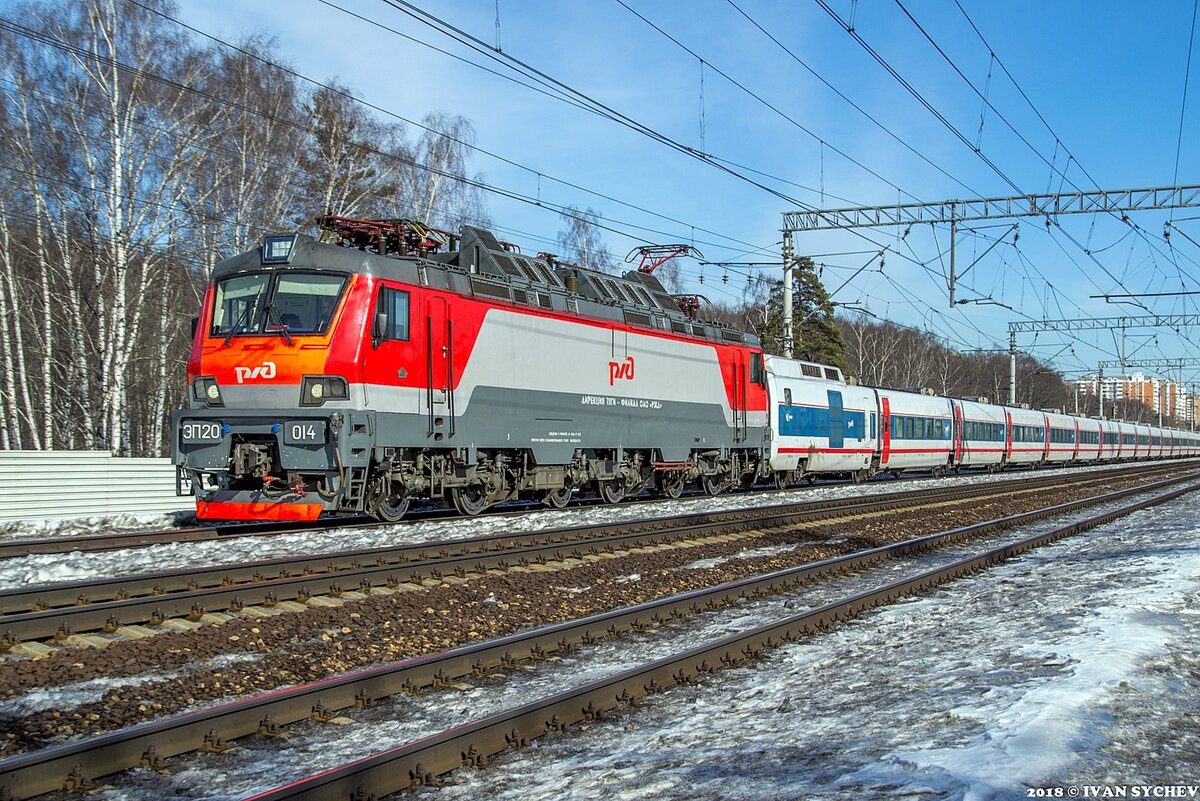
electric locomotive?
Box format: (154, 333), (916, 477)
(172, 217), (771, 521)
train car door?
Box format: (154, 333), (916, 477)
(827, 390), (844, 450)
(951, 401), (964, 465)
(880, 396), (892, 466)
(1004, 411), (1013, 463)
(424, 296), (454, 438)
(365, 282), (419, 414)
(1072, 419), (1080, 461)
(732, 352), (747, 443)
(1041, 414), (1051, 462)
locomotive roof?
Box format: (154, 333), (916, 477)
(211, 226), (761, 348)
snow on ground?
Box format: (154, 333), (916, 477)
(0, 511), (193, 543)
(58, 482), (1200, 801)
(0, 460), (1172, 588)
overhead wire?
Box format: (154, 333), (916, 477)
(613, 0), (925, 203)
(369, 0), (824, 210)
(722, 0), (984, 198)
(949, 0), (1200, 300)
(128, 0), (766, 254)
(0, 16), (784, 261)
(812, 0), (1200, 369)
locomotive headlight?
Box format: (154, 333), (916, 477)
(193, 376), (224, 407)
(300, 376), (348, 406)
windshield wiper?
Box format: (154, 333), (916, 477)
(223, 302), (257, 346)
(264, 304), (294, 345)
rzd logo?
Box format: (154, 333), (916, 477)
(608, 356), (635, 386)
(234, 361), (277, 383)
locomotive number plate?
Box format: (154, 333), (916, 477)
(181, 420), (223, 443)
(284, 420), (327, 445)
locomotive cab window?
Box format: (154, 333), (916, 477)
(211, 271), (348, 338)
(211, 273), (270, 336)
(374, 287), (411, 343)
(271, 273), (347, 333)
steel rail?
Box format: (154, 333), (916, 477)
(0, 463), (1178, 643)
(2, 472), (1194, 799)
(3, 460), (1190, 559)
(245, 478), (1200, 801)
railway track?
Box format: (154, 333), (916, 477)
(244, 478), (1200, 801)
(3, 460), (1191, 559)
(0, 461), (1185, 649)
(1, 469), (1195, 799)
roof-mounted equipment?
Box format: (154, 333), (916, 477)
(626, 243), (704, 274)
(315, 215), (449, 257)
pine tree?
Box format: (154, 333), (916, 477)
(750, 257), (849, 372)
(792, 257), (849, 372)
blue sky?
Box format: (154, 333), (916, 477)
(175, 0), (1200, 380)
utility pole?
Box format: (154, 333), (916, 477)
(781, 231), (794, 358)
(1098, 366), (1104, 419)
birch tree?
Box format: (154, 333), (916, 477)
(404, 112), (489, 229)
(557, 207), (614, 273)
(190, 36), (307, 274)
(296, 83), (406, 221)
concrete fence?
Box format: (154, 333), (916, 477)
(0, 450), (189, 523)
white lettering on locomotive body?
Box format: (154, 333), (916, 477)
(234, 361), (277, 383)
(290, 422), (317, 441)
(608, 356), (635, 386)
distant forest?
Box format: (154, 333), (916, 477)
(0, 0), (1148, 458)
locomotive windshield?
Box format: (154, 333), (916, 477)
(211, 271), (348, 338)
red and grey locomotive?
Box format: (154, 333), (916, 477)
(172, 217), (770, 521)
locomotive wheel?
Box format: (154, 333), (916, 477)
(366, 480), (410, 523)
(374, 493), (410, 523)
(701, 474), (724, 496)
(657, 473), (685, 499)
(773, 471), (789, 490)
(452, 485), (491, 516)
(598, 479), (624, 504)
(541, 487), (573, 509)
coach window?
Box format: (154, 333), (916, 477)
(375, 287), (410, 343)
(784, 388), (792, 406)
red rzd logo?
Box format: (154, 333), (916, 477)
(608, 356), (635, 385)
(234, 361), (277, 383)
